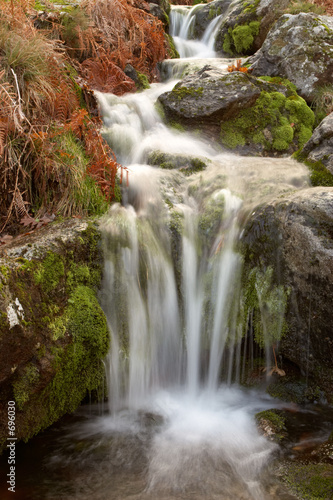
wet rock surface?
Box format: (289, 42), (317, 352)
(242, 187), (333, 401)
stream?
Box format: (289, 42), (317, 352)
(0, 5), (332, 500)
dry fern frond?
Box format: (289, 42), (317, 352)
(81, 51), (136, 94)
(13, 188), (30, 218)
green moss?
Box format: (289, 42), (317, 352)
(223, 19), (260, 56)
(147, 150), (208, 174)
(242, 266), (289, 348)
(223, 30), (233, 55)
(171, 86), (204, 100)
(220, 126), (246, 148)
(165, 33), (180, 59)
(232, 21), (260, 53)
(168, 209), (184, 238)
(255, 409), (287, 442)
(49, 315), (68, 341)
(284, 463), (333, 499)
(34, 252), (65, 293)
(136, 72), (150, 91)
(13, 364), (40, 410)
(293, 151), (333, 187)
(67, 285), (109, 350)
(220, 85), (315, 153)
(170, 122), (185, 132)
(272, 122), (294, 151)
(66, 262), (100, 292)
(259, 76), (297, 94)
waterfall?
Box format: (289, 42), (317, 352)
(97, 83), (308, 498)
(37, 8), (308, 499)
(95, 12), (310, 489)
(170, 5), (222, 58)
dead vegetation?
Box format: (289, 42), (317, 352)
(0, 0), (169, 234)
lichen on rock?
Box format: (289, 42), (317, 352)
(248, 13), (333, 103)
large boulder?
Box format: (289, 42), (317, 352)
(191, 0), (232, 39)
(158, 67), (315, 156)
(0, 220), (109, 452)
(215, 0), (290, 55)
(248, 13), (333, 103)
(192, 0), (289, 55)
(294, 112), (333, 187)
(302, 112), (333, 174)
(242, 187), (333, 401)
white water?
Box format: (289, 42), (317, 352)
(94, 9), (309, 499)
(170, 5), (222, 58)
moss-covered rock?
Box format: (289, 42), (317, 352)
(255, 409), (287, 442)
(220, 80), (315, 155)
(213, 0), (290, 55)
(248, 13), (333, 103)
(158, 69), (315, 156)
(294, 112), (333, 187)
(0, 219), (109, 453)
(241, 187), (333, 403)
(147, 150), (209, 175)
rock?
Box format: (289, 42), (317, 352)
(302, 112), (333, 175)
(214, 0), (290, 55)
(158, 67), (315, 156)
(146, 0), (170, 15)
(147, 150), (209, 174)
(191, 0), (232, 40)
(248, 13), (333, 103)
(242, 187), (333, 401)
(149, 2), (169, 27)
(0, 219), (109, 452)
(124, 64), (149, 90)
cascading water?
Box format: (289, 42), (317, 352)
(3, 9), (316, 500)
(90, 12), (311, 499)
(170, 4), (222, 58)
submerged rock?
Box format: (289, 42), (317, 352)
(242, 187), (333, 402)
(0, 220), (109, 452)
(248, 13), (333, 103)
(158, 67), (315, 156)
(147, 150), (210, 174)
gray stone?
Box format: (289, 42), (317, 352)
(248, 13), (333, 102)
(242, 187), (333, 400)
(302, 112), (333, 174)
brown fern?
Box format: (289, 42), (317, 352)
(81, 51), (136, 94)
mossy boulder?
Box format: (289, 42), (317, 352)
(296, 112), (333, 187)
(191, 0), (233, 40)
(208, 0), (290, 56)
(158, 68), (315, 156)
(0, 219), (109, 453)
(248, 13), (333, 103)
(241, 187), (333, 402)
